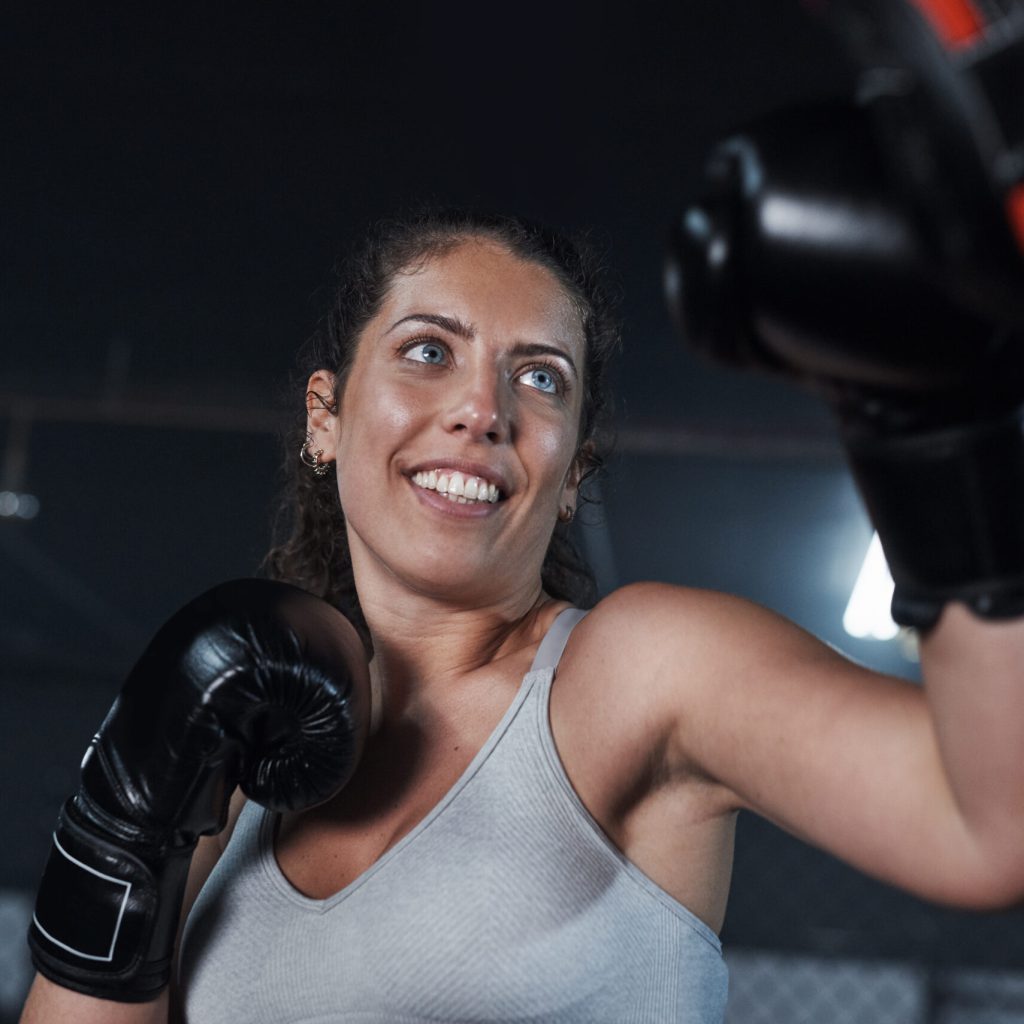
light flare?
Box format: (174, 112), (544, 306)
(843, 532), (898, 641)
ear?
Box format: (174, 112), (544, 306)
(560, 440), (595, 513)
(305, 370), (339, 460)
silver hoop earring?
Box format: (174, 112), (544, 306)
(300, 431), (331, 478)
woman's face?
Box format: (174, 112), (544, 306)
(309, 238), (587, 607)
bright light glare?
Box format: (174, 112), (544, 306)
(843, 532), (898, 640)
(0, 490), (40, 520)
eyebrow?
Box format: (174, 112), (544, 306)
(509, 342), (579, 379)
(387, 313), (579, 378)
(388, 313), (475, 339)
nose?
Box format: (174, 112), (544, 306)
(443, 368), (510, 444)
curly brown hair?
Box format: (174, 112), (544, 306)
(263, 208), (620, 644)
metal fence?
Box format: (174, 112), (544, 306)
(722, 813), (1024, 1023)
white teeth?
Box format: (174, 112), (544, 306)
(411, 470), (502, 504)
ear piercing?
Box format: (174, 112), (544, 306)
(300, 432), (332, 477)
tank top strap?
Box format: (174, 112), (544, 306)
(529, 606), (588, 673)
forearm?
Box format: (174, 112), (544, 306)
(20, 974), (168, 1024)
(919, 602), (1024, 899)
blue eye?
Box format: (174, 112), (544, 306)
(404, 340), (448, 365)
(519, 366), (562, 394)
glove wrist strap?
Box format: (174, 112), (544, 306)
(843, 404), (1024, 630)
(27, 797), (193, 1002)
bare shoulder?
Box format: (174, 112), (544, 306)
(553, 582), (759, 777)
(564, 580), (800, 682)
(576, 580), (766, 634)
(559, 581), (851, 780)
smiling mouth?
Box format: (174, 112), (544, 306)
(411, 470), (502, 505)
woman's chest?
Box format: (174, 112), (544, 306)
(274, 726), (486, 899)
(275, 662), (533, 900)
(182, 768), (727, 1024)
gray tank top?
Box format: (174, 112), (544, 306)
(178, 608), (728, 1023)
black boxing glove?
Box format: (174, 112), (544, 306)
(27, 578), (371, 1002)
(666, 2), (1024, 630)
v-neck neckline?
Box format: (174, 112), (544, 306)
(263, 665), (540, 909)
(262, 608), (582, 910)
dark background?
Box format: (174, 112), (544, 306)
(3, 1), (1022, 1012)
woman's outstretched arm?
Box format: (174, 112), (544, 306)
(913, 604), (1024, 904)
(605, 582), (1024, 909)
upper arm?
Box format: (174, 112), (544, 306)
(599, 583), (991, 908)
(168, 788), (247, 1021)
(179, 787), (248, 928)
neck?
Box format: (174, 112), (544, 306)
(356, 568), (553, 725)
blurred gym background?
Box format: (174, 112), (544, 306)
(2, 4), (1022, 1020)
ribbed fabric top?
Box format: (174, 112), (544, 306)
(178, 608), (728, 1023)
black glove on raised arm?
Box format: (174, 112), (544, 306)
(665, 0), (1024, 630)
(27, 578), (371, 1002)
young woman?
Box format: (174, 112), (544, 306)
(21, 211), (1024, 1023)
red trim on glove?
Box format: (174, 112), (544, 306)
(907, 0), (987, 49)
(1007, 185), (1024, 255)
